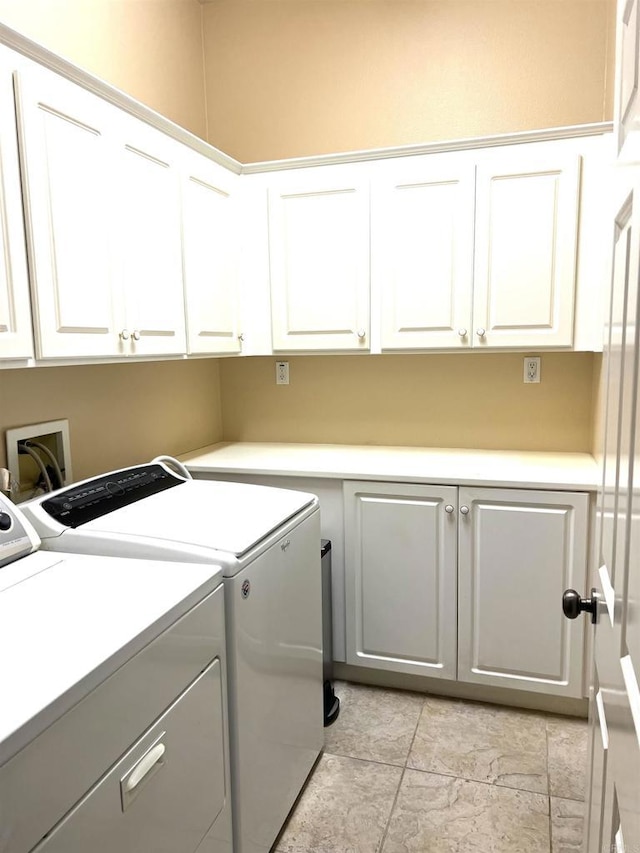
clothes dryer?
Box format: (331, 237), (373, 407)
(22, 458), (324, 853)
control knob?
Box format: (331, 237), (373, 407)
(0, 511), (12, 532)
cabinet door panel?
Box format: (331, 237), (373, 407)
(0, 56), (32, 360)
(374, 157), (475, 350)
(344, 481), (457, 678)
(474, 151), (580, 348)
(269, 170), (369, 351)
(16, 69), (120, 358)
(182, 157), (241, 355)
(117, 123), (186, 356)
(458, 487), (588, 697)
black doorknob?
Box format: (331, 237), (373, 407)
(562, 588), (598, 623)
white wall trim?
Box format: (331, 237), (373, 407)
(0, 22), (613, 177)
(0, 22), (244, 174)
(241, 122), (614, 173)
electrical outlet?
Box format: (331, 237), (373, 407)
(275, 361), (289, 385)
(524, 357), (541, 384)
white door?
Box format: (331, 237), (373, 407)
(372, 154), (475, 350)
(343, 481), (458, 679)
(268, 167), (370, 352)
(0, 53), (32, 360)
(473, 147), (581, 349)
(582, 174), (640, 853)
(15, 66), (121, 358)
(181, 153), (242, 355)
(458, 486), (588, 698)
(116, 119), (186, 356)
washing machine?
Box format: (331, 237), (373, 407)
(21, 457), (324, 853)
(0, 491), (232, 853)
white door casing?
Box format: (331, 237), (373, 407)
(584, 173), (640, 852)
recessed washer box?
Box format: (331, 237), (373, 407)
(5, 419), (72, 502)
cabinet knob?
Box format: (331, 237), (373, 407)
(120, 329), (131, 341)
(562, 588), (598, 624)
(460, 505), (470, 516)
(132, 330), (141, 341)
(445, 504), (454, 514)
(238, 332), (244, 342)
(476, 328), (486, 338)
(357, 329), (366, 340)
(457, 329), (468, 338)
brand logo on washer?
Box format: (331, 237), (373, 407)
(241, 580), (251, 599)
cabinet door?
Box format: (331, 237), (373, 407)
(473, 149), (580, 348)
(457, 487), (589, 697)
(344, 481), (458, 678)
(181, 153), (241, 355)
(373, 155), (475, 350)
(116, 119), (186, 356)
(15, 67), (121, 358)
(0, 53), (32, 360)
(268, 168), (370, 351)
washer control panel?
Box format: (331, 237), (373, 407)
(41, 464), (184, 528)
(0, 493), (38, 567)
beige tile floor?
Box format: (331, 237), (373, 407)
(273, 681), (588, 853)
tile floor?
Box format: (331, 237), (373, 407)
(274, 682), (588, 853)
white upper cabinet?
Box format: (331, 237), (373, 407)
(15, 65), (189, 360)
(0, 49), (32, 360)
(114, 118), (186, 356)
(181, 153), (242, 355)
(268, 166), (370, 352)
(372, 154), (475, 350)
(16, 66), (121, 359)
(473, 146), (581, 348)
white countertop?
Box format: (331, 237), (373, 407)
(0, 551), (223, 765)
(180, 442), (600, 491)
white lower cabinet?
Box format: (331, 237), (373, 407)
(344, 481), (589, 697)
(457, 487), (589, 698)
(344, 481), (458, 679)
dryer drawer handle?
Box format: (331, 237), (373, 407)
(124, 742), (166, 793)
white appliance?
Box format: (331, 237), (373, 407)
(0, 491), (232, 853)
(22, 458), (324, 853)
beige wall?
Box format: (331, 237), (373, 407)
(0, 3), (613, 471)
(0, 0), (207, 138)
(220, 353), (595, 452)
(203, 0), (615, 162)
(0, 359), (223, 482)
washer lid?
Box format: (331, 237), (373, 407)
(73, 480), (315, 556)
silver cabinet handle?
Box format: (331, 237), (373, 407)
(457, 329), (467, 338)
(476, 328), (486, 338)
(120, 329), (130, 341)
(460, 505), (470, 515)
(357, 329), (366, 340)
(445, 504), (454, 514)
(281, 539), (291, 551)
(132, 330), (141, 341)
